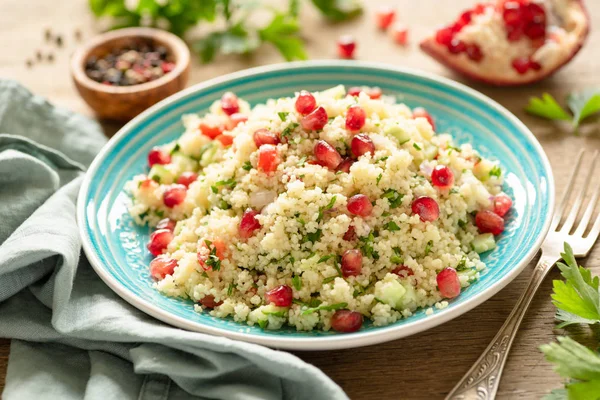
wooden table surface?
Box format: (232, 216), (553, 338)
(1, 0), (599, 398)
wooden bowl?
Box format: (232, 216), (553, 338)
(71, 27), (190, 121)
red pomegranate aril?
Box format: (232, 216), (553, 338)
(347, 194), (373, 217)
(493, 194), (513, 217)
(412, 196), (440, 222)
(176, 171), (198, 188)
(528, 3), (547, 24)
(457, 10), (472, 29)
(506, 25), (524, 41)
(228, 113), (248, 129)
(341, 249), (363, 277)
(148, 147), (171, 167)
(295, 90), (317, 115)
(512, 57), (531, 74)
(435, 27), (455, 46)
(525, 23), (546, 39)
(351, 134), (375, 158)
(367, 87), (382, 99)
(502, 2), (523, 26)
(346, 105), (366, 131)
(476, 210), (505, 235)
(431, 165), (454, 189)
(437, 267), (461, 299)
(163, 185), (187, 208)
(149, 256), (177, 280)
(215, 134), (234, 147)
(390, 23), (409, 45)
(253, 129), (280, 147)
(199, 295), (223, 309)
(530, 60), (542, 71)
(473, 3), (488, 14)
(156, 218), (176, 232)
(413, 107), (436, 130)
(199, 122), (224, 139)
(375, 6), (396, 30)
(239, 209), (261, 239)
(348, 87), (362, 97)
(265, 285), (293, 307)
(220, 92), (240, 116)
(314, 140), (342, 169)
(257, 144), (280, 173)
(392, 265), (414, 278)
(337, 35), (356, 59)
(466, 44), (483, 62)
(301, 106), (328, 131)
(336, 158), (354, 173)
(343, 225), (357, 241)
(147, 229), (174, 256)
(331, 310), (363, 333)
(448, 39), (466, 54)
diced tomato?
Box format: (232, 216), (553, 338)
(199, 122), (224, 139)
(215, 134), (234, 147)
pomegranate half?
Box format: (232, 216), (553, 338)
(420, 0), (589, 86)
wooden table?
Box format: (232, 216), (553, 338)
(1, 0), (599, 398)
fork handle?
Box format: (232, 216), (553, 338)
(445, 253), (560, 400)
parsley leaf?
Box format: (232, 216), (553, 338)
(540, 336), (600, 400)
(278, 111), (289, 121)
(525, 93), (571, 121)
(259, 13), (307, 61)
(281, 122), (299, 138)
(242, 161), (252, 171)
(413, 143), (422, 151)
(292, 275), (302, 290)
(204, 245), (221, 271)
(302, 302), (348, 315)
(382, 189), (404, 208)
(568, 89), (600, 130)
(551, 243), (600, 328)
(318, 254), (336, 263)
(424, 240), (433, 256)
(310, 0), (362, 21)
(489, 165), (502, 178)
(317, 195), (337, 222)
(303, 229), (323, 244)
(383, 221), (400, 232)
(390, 247), (403, 264)
(359, 232), (379, 259)
(376, 173), (383, 185)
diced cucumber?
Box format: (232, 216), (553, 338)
(399, 282), (417, 308)
(473, 159), (494, 181)
(472, 233), (496, 253)
(423, 145), (439, 161)
(171, 152), (198, 172)
(200, 143), (219, 167)
(384, 125), (411, 144)
(374, 279), (406, 309)
(148, 165), (174, 184)
(320, 85), (346, 99)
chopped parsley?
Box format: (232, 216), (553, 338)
(289, 256), (295, 265)
(383, 189), (404, 208)
(210, 186), (218, 194)
(297, 155), (307, 167)
(424, 240), (434, 256)
(155, 210), (164, 218)
(489, 166), (502, 178)
(318, 254), (336, 263)
(277, 112), (289, 121)
(381, 211), (390, 217)
(390, 247), (403, 264)
(456, 257), (468, 271)
(376, 173), (383, 185)
(322, 276), (336, 284)
(317, 195), (337, 222)
(302, 302), (348, 315)
(302, 229), (323, 244)
(215, 178), (236, 188)
(227, 283), (235, 296)
(292, 275), (302, 290)
(201, 272), (209, 278)
(242, 161), (252, 171)
(137, 211), (149, 220)
(293, 298), (322, 308)
(204, 243), (221, 271)
(413, 143), (422, 150)
(262, 310), (287, 317)
(458, 219), (467, 229)
(170, 143), (180, 154)
(377, 156), (389, 163)
(353, 286), (365, 297)
(150, 174), (161, 183)
(359, 232), (379, 259)
(447, 145), (461, 153)
(281, 122), (299, 138)
(384, 221), (400, 232)
(218, 200), (231, 210)
(258, 319), (268, 329)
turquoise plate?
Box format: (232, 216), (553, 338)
(78, 61), (554, 350)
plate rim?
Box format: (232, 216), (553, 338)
(78, 60), (555, 350)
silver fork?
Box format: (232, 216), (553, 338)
(446, 149), (600, 400)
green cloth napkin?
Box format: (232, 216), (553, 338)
(0, 80), (347, 400)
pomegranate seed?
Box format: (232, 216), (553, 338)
(448, 39), (466, 54)
(156, 218), (176, 232)
(253, 128), (280, 147)
(390, 23), (409, 45)
(345, 105), (366, 131)
(341, 249), (362, 277)
(506, 25), (524, 41)
(502, 2), (523, 26)
(227, 113), (248, 130)
(163, 184), (187, 208)
(413, 107), (436, 130)
(435, 27), (455, 46)
(307, 159), (327, 168)
(528, 3), (547, 24)
(466, 44), (483, 62)
(220, 92), (240, 116)
(367, 87), (382, 99)
(493, 194), (513, 217)
(295, 90), (317, 115)
(530, 60), (542, 70)
(301, 106), (328, 131)
(343, 225), (357, 241)
(265, 285), (293, 307)
(314, 140), (342, 169)
(392, 265), (414, 278)
(199, 122), (224, 139)
(375, 6), (395, 30)
(161, 62), (176, 74)
(331, 310), (363, 333)
(431, 165), (454, 189)
(475, 210), (505, 235)
(176, 171), (198, 188)
(337, 35), (356, 59)
(525, 22), (545, 39)
(239, 209), (261, 239)
(149, 256), (177, 280)
(199, 295), (223, 309)
(351, 134), (375, 158)
(411, 196), (439, 222)
(347, 194), (373, 217)
(148, 147), (171, 167)
(437, 268), (461, 299)
(147, 229), (173, 256)
(473, 3), (487, 14)
(348, 87), (362, 97)
(456, 10), (473, 29)
(139, 178), (158, 190)
(337, 158), (354, 173)
(215, 134), (234, 147)
(512, 57), (531, 74)
(257, 144), (280, 173)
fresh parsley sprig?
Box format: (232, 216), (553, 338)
(525, 90), (600, 133)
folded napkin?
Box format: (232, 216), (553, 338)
(0, 80), (347, 400)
